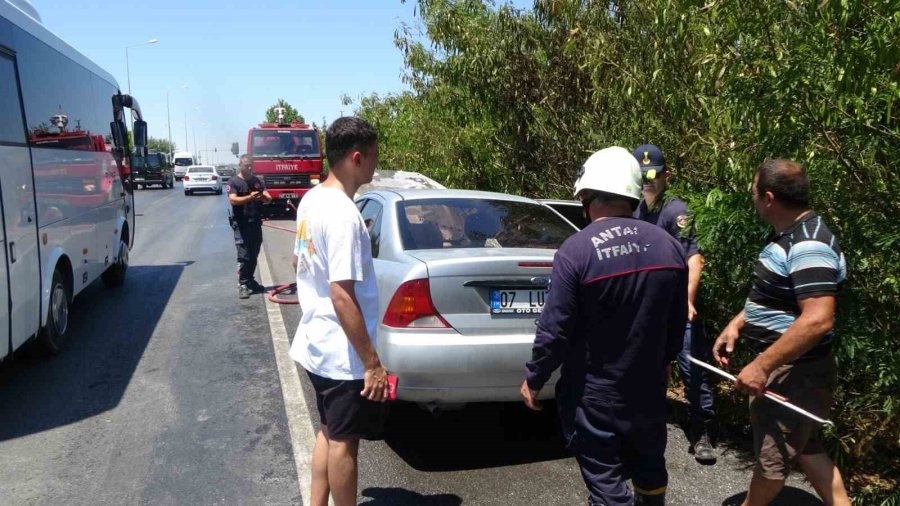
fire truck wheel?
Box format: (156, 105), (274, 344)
(31, 268), (70, 356)
(101, 237), (128, 288)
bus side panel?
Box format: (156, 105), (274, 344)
(0, 150), (12, 360)
(15, 25), (131, 304)
(31, 147), (104, 290)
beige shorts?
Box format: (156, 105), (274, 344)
(751, 353), (836, 480)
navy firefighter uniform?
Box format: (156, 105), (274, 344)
(525, 148), (688, 506)
(228, 174), (266, 290)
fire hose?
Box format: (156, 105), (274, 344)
(261, 215), (299, 305)
(688, 355), (834, 427)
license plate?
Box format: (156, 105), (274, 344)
(490, 289), (548, 315)
(281, 193), (297, 199)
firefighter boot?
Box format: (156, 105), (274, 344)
(633, 491), (665, 506)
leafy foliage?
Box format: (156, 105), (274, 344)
(265, 99), (304, 124)
(147, 137), (175, 154)
(356, 0), (900, 497)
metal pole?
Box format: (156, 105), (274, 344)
(125, 46), (132, 96)
(687, 356), (834, 426)
(125, 46), (132, 131)
(184, 112), (189, 154)
(166, 90), (173, 158)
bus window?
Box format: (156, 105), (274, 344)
(0, 55), (25, 144)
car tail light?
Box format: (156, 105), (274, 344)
(211, 175), (218, 180)
(183, 176), (190, 181)
(382, 279), (450, 329)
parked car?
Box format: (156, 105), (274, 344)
(182, 165), (222, 195)
(215, 164), (235, 181)
(132, 152), (174, 189)
(355, 189), (579, 408)
(538, 199), (587, 229)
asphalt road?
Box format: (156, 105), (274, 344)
(0, 187), (822, 505)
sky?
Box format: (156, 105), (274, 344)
(34, 0), (428, 165)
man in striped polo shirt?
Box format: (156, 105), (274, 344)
(713, 159), (851, 506)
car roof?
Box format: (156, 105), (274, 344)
(187, 165), (215, 169)
(361, 188), (541, 204)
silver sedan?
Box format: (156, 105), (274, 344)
(356, 189), (579, 408)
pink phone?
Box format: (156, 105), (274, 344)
(386, 374), (398, 401)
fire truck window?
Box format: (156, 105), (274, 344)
(0, 54), (26, 144)
(252, 130), (319, 157)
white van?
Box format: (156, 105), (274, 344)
(172, 151), (195, 181)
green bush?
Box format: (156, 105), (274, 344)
(355, 0), (900, 499)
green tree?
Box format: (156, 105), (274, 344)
(148, 137), (175, 154)
(355, 0), (900, 498)
(265, 99), (304, 124)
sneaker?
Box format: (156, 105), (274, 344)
(692, 433), (717, 464)
(248, 280), (266, 293)
(238, 285), (251, 299)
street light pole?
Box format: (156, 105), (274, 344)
(124, 38), (158, 130)
(166, 90), (173, 158)
(168, 84), (188, 158)
(125, 38), (158, 96)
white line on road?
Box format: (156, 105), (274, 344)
(258, 249), (315, 506)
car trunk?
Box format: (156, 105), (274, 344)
(405, 248), (554, 336)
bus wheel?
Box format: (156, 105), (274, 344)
(32, 268), (70, 355)
(102, 237), (128, 287)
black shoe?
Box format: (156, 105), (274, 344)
(248, 280), (266, 293)
(634, 492), (665, 506)
(238, 285), (251, 299)
(692, 433), (717, 464)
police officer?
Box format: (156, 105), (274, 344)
(228, 154), (272, 299)
(522, 146), (688, 506)
(632, 144), (716, 464)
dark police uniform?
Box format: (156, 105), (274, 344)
(635, 197), (716, 435)
(228, 175), (266, 288)
(526, 216), (688, 506)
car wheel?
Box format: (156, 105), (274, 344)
(184, 190), (190, 196)
(216, 188), (223, 195)
(31, 268), (70, 355)
(101, 236), (128, 287)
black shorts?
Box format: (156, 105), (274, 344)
(306, 370), (387, 441)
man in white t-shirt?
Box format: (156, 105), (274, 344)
(289, 117), (388, 506)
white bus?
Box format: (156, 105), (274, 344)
(0, 0), (146, 359)
(172, 151), (195, 181)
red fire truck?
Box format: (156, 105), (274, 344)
(245, 119), (323, 212)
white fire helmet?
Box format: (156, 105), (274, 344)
(573, 146), (642, 201)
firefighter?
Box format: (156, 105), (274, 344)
(633, 144), (717, 464)
(522, 146), (688, 506)
(228, 154), (273, 299)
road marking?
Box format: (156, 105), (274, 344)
(258, 249), (315, 506)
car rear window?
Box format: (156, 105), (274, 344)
(397, 198), (576, 250)
(188, 167), (214, 173)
